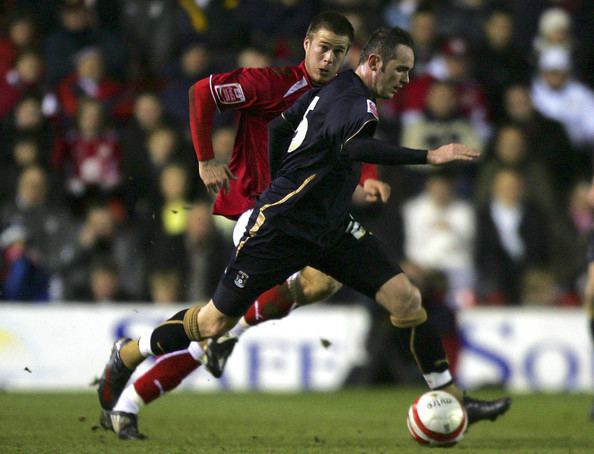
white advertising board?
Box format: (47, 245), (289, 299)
(457, 307), (592, 392)
(0, 304), (370, 391)
(0, 305), (591, 392)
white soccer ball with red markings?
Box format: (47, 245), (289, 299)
(406, 390), (468, 447)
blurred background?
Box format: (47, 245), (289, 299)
(1, 0), (594, 393)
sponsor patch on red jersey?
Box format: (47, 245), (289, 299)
(367, 99), (378, 119)
(214, 83), (246, 104)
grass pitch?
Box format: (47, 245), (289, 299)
(1, 389), (593, 453)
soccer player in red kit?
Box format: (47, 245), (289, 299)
(98, 12), (391, 439)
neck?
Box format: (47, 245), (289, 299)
(354, 65), (374, 93)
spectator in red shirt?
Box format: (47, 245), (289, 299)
(52, 97), (122, 213)
(56, 46), (130, 121)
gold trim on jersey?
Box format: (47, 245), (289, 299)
(342, 118), (379, 149)
(235, 173), (317, 256)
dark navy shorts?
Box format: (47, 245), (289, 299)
(212, 219), (402, 317)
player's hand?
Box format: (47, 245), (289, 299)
(198, 159), (237, 195)
(362, 178), (391, 203)
(427, 143), (480, 165)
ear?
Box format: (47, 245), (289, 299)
(303, 36), (311, 53)
(368, 54), (382, 71)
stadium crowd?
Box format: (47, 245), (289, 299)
(1, 0), (594, 310)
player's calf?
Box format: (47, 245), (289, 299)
(297, 267), (342, 304)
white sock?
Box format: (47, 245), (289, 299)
(113, 384), (145, 415)
(228, 317), (250, 338)
(138, 334), (153, 357)
(187, 342), (205, 361)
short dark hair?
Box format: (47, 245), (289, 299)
(358, 27), (414, 66)
(306, 11), (354, 44)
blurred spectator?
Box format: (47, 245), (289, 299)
(531, 46), (594, 164)
(145, 162), (192, 275)
(161, 40), (212, 128)
(52, 97), (122, 214)
(0, 165), (75, 280)
(533, 8), (573, 59)
(43, 0), (127, 84)
(435, 0), (491, 44)
(237, 46), (273, 69)
(0, 225), (50, 302)
(61, 201), (144, 300)
(473, 8), (530, 122)
(382, 0), (423, 30)
(475, 168), (549, 305)
(120, 92), (168, 184)
(123, 125), (190, 217)
(401, 80), (483, 155)
(1, 94), (54, 158)
(405, 4), (440, 76)
(79, 258), (131, 303)
(0, 49), (44, 120)
(389, 37), (489, 141)
(474, 124), (557, 217)
(56, 46), (130, 121)
(149, 269), (182, 304)
(0, 134), (45, 204)
(0, 13), (37, 77)
(402, 171), (476, 308)
(501, 84), (576, 199)
(182, 201), (232, 303)
(119, 0), (245, 76)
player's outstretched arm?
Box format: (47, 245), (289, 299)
(427, 143), (480, 165)
(346, 137), (479, 167)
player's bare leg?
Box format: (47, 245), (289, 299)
(375, 273), (511, 425)
(97, 270), (338, 439)
(203, 267), (342, 376)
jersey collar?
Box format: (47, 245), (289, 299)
(298, 61), (314, 87)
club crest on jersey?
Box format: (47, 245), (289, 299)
(234, 270), (249, 288)
(367, 99), (378, 119)
(215, 83), (246, 104)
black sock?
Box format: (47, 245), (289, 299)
(150, 309), (190, 355)
(394, 320), (449, 375)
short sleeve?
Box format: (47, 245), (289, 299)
(209, 67), (279, 112)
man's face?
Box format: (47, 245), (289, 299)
(371, 44), (414, 99)
(304, 28), (350, 84)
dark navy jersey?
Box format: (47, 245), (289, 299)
(252, 70), (379, 246)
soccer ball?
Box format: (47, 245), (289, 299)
(406, 390), (468, 446)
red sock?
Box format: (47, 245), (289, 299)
(244, 282), (296, 326)
(133, 351), (200, 404)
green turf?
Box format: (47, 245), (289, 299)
(0, 389), (593, 453)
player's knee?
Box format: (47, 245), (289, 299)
(184, 303), (236, 340)
(298, 269), (342, 304)
(376, 275), (427, 328)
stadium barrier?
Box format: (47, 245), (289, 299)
(0, 305), (590, 392)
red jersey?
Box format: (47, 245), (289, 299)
(190, 62), (378, 219)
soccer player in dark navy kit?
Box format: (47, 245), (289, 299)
(103, 26), (511, 436)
